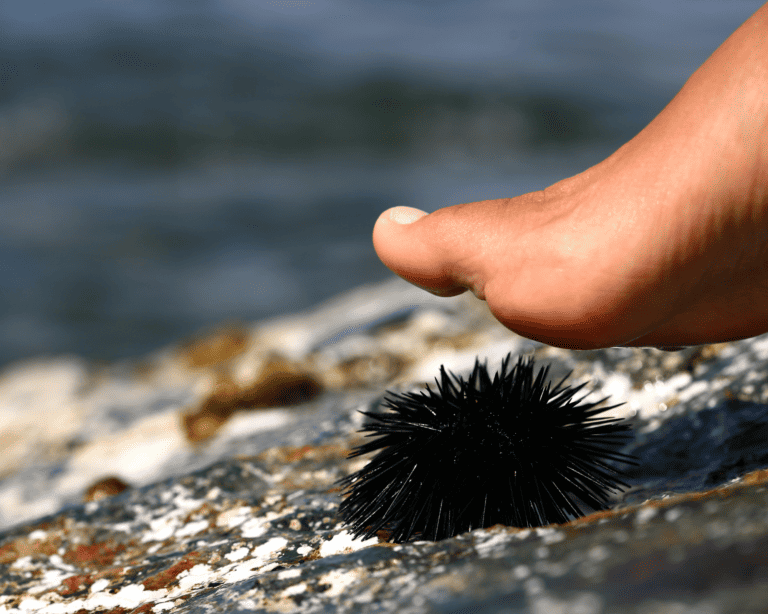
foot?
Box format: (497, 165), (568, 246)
(373, 6), (768, 349)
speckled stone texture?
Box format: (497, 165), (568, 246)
(2, 278), (768, 613)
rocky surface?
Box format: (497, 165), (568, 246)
(2, 278), (768, 613)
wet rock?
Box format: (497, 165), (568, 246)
(1, 278), (768, 613)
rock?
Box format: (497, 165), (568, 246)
(1, 277), (768, 613)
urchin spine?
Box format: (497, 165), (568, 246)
(337, 354), (636, 542)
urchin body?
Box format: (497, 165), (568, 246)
(338, 354), (635, 542)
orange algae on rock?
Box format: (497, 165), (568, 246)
(84, 476), (130, 502)
(141, 551), (206, 591)
(179, 325), (249, 368)
(181, 356), (322, 443)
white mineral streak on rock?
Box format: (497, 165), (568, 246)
(317, 569), (368, 598)
(239, 517), (271, 539)
(85, 584), (168, 612)
(281, 582), (307, 597)
(166, 484), (206, 511)
(205, 486), (222, 499)
(277, 567), (302, 580)
(225, 546), (250, 561)
(222, 559), (268, 584)
(319, 530), (378, 557)
(24, 568), (72, 595)
(26, 529), (47, 540)
(10, 582), (168, 614)
(251, 536), (288, 559)
(132, 489), (212, 543)
(586, 367), (700, 423)
(143, 511), (184, 543)
(175, 519), (209, 538)
(9, 556), (32, 570)
(89, 579), (110, 593)
(176, 564), (213, 591)
(218, 537), (289, 584)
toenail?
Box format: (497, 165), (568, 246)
(388, 207), (428, 225)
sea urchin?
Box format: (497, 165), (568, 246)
(337, 353), (636, 542)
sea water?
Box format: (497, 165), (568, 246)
(0, 0), (761, 367)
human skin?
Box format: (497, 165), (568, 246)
(372, 2), (768, 350)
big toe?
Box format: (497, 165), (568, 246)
(372, 205), (490, 298)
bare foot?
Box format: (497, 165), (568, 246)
(373, 4), (768, 350)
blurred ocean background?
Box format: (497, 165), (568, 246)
(0, 0), (762, 369)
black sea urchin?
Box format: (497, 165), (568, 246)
(337, 354), (636, 542)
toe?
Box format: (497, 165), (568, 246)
(372, 205), (491, 298)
